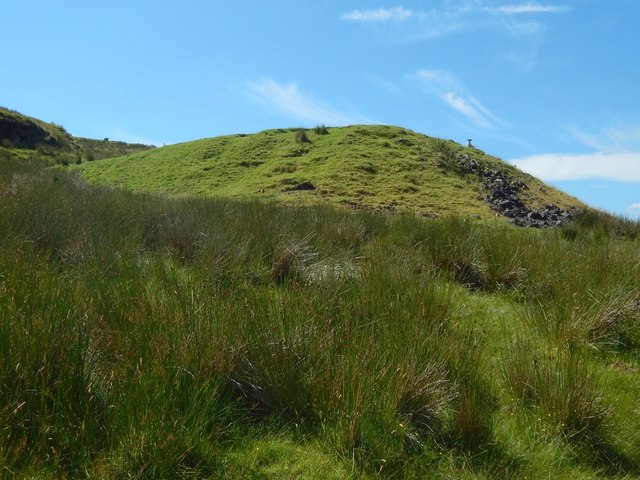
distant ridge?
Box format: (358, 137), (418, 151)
(0, 106), (154, 165)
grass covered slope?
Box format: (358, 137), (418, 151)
(76, 125), (584, 220)
(0, 106), (154, 165)
(1, 156), (640, 479)
(0, 106), (76, 151)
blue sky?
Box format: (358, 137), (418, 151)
(2, 0), (639, 217)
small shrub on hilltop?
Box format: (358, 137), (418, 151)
(314, 124), (329, 135)
(431, 138), (456, 158)
(295, 128), (310, 143)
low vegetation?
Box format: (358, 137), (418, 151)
(2, 147), (639, 478)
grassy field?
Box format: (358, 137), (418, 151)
(2, 149), (640, 478)
(74, 125), (584, 219)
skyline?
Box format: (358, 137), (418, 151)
(2, 1), (639, 217)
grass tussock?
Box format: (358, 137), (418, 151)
(1, 153), (640, 478)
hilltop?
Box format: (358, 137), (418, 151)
(0, 106), (154, 165)
(76, 125), (584, 226)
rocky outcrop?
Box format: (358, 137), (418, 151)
(459, 154), (576, 227)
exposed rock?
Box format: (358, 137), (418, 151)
(460, 157), (576, 227)
(458, 154), (481, 174)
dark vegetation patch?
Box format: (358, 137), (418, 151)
(238, 160), (264, 167)
(0, 109), (66, 149)
(283, 148), (308, 158)
(357, 162), (377, 174)
(271, 163), (297, 174)
(283, 181), (316, 192)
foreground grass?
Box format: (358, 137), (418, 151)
(1, 154), (639, 478)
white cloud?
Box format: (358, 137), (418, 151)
(487, 3), (570, 15)
(414, 69), (502, 128)
(510, 152), (640, 181)
(341, 7), (413, 22)
(511, 124), (640, 182)
(442, 92), (491, 128)
(247, 78), (366, 126)
(627, 204), (640, 219)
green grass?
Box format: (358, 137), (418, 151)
(2, 146), (640, 478)
(74, 125), (585, 220)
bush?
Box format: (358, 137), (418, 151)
(314, 124), (329, 135)
(295, 128), (310, 143)
(431, 138), (457, 166)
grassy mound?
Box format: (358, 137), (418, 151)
(75, 125), (584, 220)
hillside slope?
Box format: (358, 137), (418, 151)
(0, 106), (154, 165)
(76, 125), (584, 225)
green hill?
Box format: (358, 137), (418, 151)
(0, 106), (154, 165)
(75, 125), (585, 225)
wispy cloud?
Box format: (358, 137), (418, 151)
(510, 124), (640, 181)
(341, 7), (413, 23)
(341, 3), (569, 70)
(511, 152), (640, 181)
(247, 78), (367, 126)
(486, 3), (570, 15)
(414, 69), (502, 128)
(341, 2), (569, 31)
(569, 125), (640, 152)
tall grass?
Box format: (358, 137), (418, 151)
(2, 156), (640, 477)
